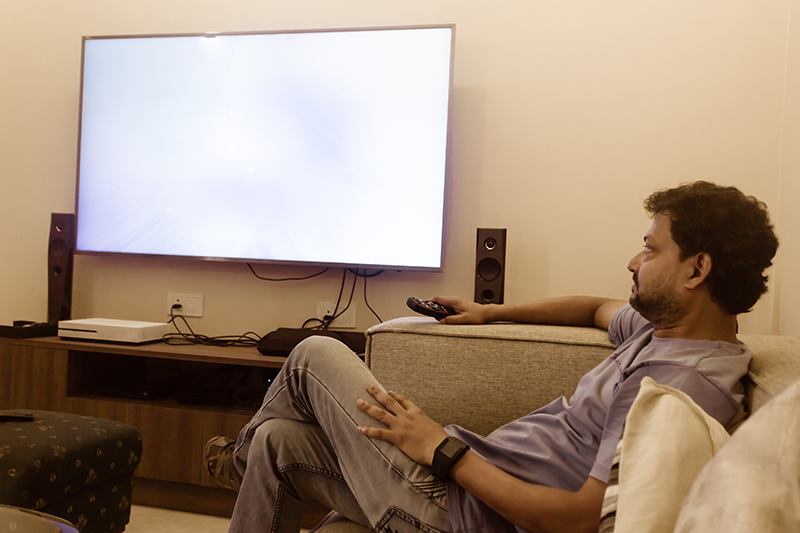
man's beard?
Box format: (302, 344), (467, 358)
(629, 273), (686, 327)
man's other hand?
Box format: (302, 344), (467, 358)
(430, 296), (491, 325)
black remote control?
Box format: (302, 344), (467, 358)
(0, 412), (35, 423)
(406, 296), (458, 320)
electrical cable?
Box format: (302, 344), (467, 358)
(247, 264), (329, 282)
(162, 306), (262, 347)
(245, 264), (386, 332)
(348, 269), (384, 323)
(325, 268), (350, 329)
(303, 268), (386, 329)
(360, 271), (383, 323)
(321, 269), (358, 330)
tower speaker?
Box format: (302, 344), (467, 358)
(474, 228), (506, 305)
(48, 213), (75, 324)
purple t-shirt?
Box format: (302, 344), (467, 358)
(445, 304), (751, 533)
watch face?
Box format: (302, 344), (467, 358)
(440, 439), (462, 458)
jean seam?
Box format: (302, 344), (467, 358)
(270, 481), (285, 533)
(375, 506), (447, 533)
(277, 462), (346, 483)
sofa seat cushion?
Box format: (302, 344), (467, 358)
(0, 410), (142, 531)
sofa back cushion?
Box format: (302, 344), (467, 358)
(737, 334), (800, 414)
(365, 317), (615, 436)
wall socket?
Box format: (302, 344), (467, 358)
(167, 292), (204, 317)
(316, 301), (357, 328)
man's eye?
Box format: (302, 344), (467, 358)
(643, 245), (653, 254)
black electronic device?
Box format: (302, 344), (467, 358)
(474, 228), (507, 304)
(0, 322), (58, 339)
(97, 381), (172, 401)
(0, 412), (36, 422)
(406, 296), (457, 320)
(257, 328), (367, 357)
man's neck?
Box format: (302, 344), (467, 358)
(652, 304), (738, 344)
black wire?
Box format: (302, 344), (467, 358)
(247, 263), (329, 282)
(162, 308), (262, 347)
(304, 268), (386, 329)
(324, 269), (350, 330)
(348, 269), (384, 323)
(302, 317), (325, 329)
(347, 268), (384, 278)
(322, 269), (358, 330)
(361, 270), (383, 323)
(246, 265), (386, 332)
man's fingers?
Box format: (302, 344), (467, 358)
(357, 424), (394, 443)
(387, 391), (417, 411)
(356, 398), (394, 424)
(364, 386), (424, 418)
(366, 384), (407, 415)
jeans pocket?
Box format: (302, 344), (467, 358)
(375, 506), (450, 533)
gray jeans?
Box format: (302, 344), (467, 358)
(229, 336), (452, 533)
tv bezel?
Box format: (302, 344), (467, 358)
(73, 24), (456, 273)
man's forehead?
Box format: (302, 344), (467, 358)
(645, 214), (674, 244)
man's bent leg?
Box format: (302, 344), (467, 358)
(230, 419), (370, 533)
(231, 337), (451, 533)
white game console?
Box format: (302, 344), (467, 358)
(58, 318), (171, 344)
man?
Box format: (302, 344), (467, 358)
(206, 181), (778, 533)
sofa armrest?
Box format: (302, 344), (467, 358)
(364, 317), (615, 436)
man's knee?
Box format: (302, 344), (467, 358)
(251, 419), (337, 467)
(286, 336), (365, 381)
(252, 419), (308, 458)
(291, 335), (356, 362)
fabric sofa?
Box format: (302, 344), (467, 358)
(314, 316), (800, 533)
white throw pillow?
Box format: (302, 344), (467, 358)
(673, 378), (800, 532)
(598, 377), (730, 533)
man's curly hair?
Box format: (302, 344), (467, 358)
(645, 181), (779, 315)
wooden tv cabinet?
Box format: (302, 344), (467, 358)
(0, 336), (287, 517)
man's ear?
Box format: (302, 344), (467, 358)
(686, 253), (712, 289)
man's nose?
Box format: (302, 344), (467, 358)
(628, 251), (643, 272)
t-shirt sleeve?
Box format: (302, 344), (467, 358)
(607, 304), (651, 347)
(588, 363), (736, 483)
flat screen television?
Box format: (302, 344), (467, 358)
(75, 25), (455, 271)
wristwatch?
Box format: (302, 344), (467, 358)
(431, 436), (470, 481)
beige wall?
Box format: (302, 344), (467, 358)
(776, 1), (800, 335)
(0, 1), (794, 336)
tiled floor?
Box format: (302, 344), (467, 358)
(125, 505), (231, 533)
(124, 505), (316, 533)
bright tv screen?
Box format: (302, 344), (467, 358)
(75, 25), (454, 271)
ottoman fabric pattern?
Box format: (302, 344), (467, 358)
(0, 410), (142, 532)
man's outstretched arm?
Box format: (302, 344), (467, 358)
(432, 295), (626, 331)
(356, 386), (607, 533)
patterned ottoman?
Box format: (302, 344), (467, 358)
(0, 411), (142, 533)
